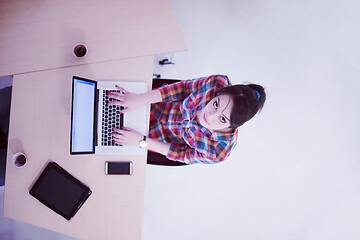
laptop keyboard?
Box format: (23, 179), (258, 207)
(101, 90), (123, 146)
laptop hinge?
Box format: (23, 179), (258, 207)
(94, 89), (99, 147)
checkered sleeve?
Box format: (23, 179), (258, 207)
(166, 140), (233, 164)
(158, 75), (230, 102)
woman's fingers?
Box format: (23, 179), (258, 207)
(107, 101), (123, 106)
(107, 92), (125, 106)
(107, 86), (143, 113)
(113, 137), (123, 145)
(111, 127), (142, 146)
(112, 129), (123, 144)
(107, 91), (123, 100)
(112, 133), (123, 140)
(107, 88), (129, 107)
(113, 128), (122, 134)
(120, 126), (131, 131)
(119, 107), (128, 114)
(115, 85), (127, 93)
(112, 128), (131, 145)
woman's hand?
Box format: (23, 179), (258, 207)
(107, 85), (145, 114)
(113, 127), (172, 155)
(112, 127), (143, 146)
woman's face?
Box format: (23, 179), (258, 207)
(196, 94), (234, 132)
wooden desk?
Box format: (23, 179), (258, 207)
(4, 57), (153, 240)
(0, 0), (186, 77)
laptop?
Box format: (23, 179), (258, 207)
(70, 76), (148, 155)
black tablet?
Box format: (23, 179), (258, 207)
(29, 162), (92, 221)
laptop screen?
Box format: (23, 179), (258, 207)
(70, 77), (97, 154)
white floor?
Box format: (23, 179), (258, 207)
(2, 0), (360, 239)
(0, 187), (78, 240)
(0, 76), (12, 89)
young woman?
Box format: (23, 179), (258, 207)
(108, 75), (265, 166)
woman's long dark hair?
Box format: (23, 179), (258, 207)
(215, 84), (266, 128)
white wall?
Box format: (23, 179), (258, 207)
(144, 0), (360, 239)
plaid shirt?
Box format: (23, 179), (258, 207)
(149, 75), (238, 164)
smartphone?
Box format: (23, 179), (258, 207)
(105, 161), (133, 175)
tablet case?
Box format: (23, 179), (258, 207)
(29, 162), (92, 220)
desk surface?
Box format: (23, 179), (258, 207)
(3, 57), (153, 240)
(0, 0), (186, 77)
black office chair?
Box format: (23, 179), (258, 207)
(0, 127), (6, 186)
(147, 78), (187, 166)
(0, 148), (6, 186)
(0, 86), (12, 186)
(151, 78), (181, 89)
